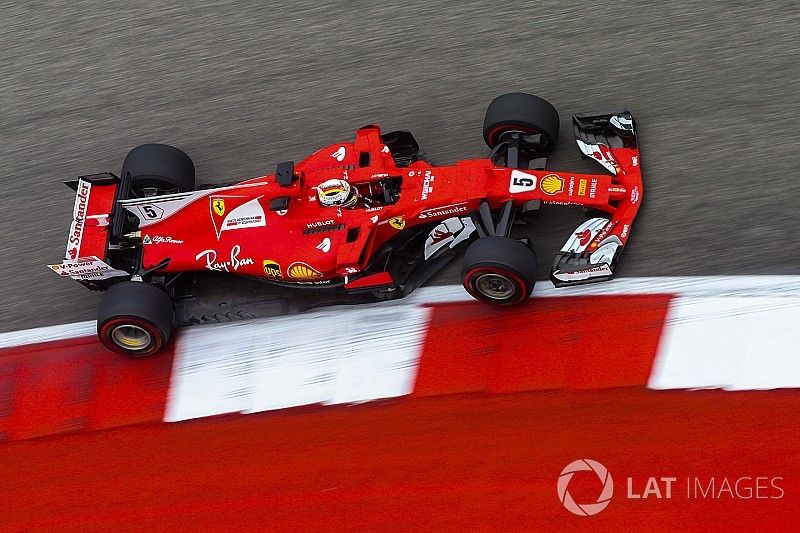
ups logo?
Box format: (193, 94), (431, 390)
(262, 260), (282, 279)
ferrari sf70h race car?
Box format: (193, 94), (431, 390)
(49, 93), (643, 356)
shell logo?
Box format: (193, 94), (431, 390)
(288, 262), (323, 280)
(541, 174), (565, 195)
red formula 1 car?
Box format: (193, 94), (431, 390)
(49, 93), (642, 356)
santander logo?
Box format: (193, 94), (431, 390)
(429, 228), (453, 244)
(316, 237), (331, 253)
(575, 229), (593, 247)
(331, 146), (346, 162)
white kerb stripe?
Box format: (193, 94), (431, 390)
(0, 320), (96, 349)
(648, 296), (800, 390)
(164, 305), (430, 422)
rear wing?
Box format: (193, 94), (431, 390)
(550, 111), (642, 286)
(47, 173), (129, 286)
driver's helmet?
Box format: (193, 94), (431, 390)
(317, 178), (358, 208)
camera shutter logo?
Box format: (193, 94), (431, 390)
(557, 459), (613, 516)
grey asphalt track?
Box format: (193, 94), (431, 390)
(1, 1), (799, 332)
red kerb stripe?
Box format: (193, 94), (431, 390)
(412, 294), (673, 396)
(0, 336), (174, 441)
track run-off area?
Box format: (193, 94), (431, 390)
(3, 277), (800, 528)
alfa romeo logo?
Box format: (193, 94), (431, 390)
(557, 459), (614, 516)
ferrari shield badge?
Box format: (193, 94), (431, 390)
(212, 198), (226, 216)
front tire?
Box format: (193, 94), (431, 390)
(97, 282), (174, 356)
(461, 237), (537, 305)
(483, 93), (560, 155)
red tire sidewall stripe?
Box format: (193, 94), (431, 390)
(486, 124), (540, 146)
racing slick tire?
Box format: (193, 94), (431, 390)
(121, 143), (195, 196)
(483, 93), (560, 155)
(461, 237), (537, 305)
(97, 281), (174, 357)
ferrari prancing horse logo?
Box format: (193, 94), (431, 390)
(213, 199), (226, 216)
(389, 216), (405, 230)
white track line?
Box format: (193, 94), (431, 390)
(0, 320), (96, 349)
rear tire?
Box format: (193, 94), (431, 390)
(121, 143), (195, 197)
(483, 93), (560, 155)
(97, 281), (174, 356)
(461, 237), (537, 305)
